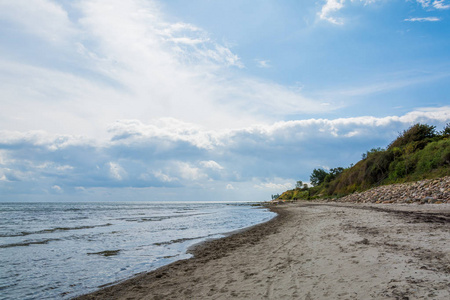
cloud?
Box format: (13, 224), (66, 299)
(108, 162), (127, 181)
(1, 106), (449, 200)
(319, 0), (345, 25)
(432, 0), (450, 9)
(226, 184), (235, 190)
(254, 182), (293, 190)
(200, 160), (224, 170)
(153, 170), (177, 183)
(417, 0), (450, 9)
(256, 60), (271, 68)
(404, 17), (441, 21)
(51, 185), (63, 192)
(0, 0), (76, 43)
(317, 0), (377, 25)
(0, 0), (334, 138)
(175, 162), (208, 181)
(318, 0), (448, 25)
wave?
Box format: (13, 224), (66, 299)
(87, 250), (121, 257)
(0, 223), (113, 238)
(0, 238), (62, 249)
(120, 212), (210, 223)
(153, 233), (218, 246)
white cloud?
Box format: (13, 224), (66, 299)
(1, 106), (449, 199)
(416, 0), (450, 9)
(432, 0), (450, 9)
(1, 0), (335, 138)
(175, 162), (208, 181)
(417, 0), (431, 7)
(404, 17), (441, 21)
(153, 170), (177, 183)
(200, 160), (224, 170)
(226, 184), (235, 190)
(108, 162), (126, 181)
(256, 60), (271, 68)
(108, 119), (218, 150)
(51, 185), (63, 192)
(318, 0), (448, 25)
(255, 182), (293, 190)
(319, 0), (345, 25)
(0, 173), (7, 182)
(0, 0), (76, 43)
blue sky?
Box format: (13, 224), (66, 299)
(1, 0), (449, 202)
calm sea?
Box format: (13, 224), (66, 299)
(0, 202), (275, 299)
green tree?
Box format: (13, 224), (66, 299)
(310, 168), (328, 186)
(442, 123), (450, 137)
(324, 167), (344, 183)
(388, 123), (436, 150)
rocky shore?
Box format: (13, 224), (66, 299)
(331, 176), (450, 204)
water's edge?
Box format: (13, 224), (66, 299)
(73, 204), (279, 299)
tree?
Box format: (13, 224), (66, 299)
(296, 181), (309, 190)
(324, 167), (344, 183)
(310, 168), (328, 187)
(330, 167), (344, 177)
(388, 123), (436, 150)
(442, 123), (450, 137)
(362, 147), (384, 160)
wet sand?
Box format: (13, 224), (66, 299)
(75, 203), (450, 299)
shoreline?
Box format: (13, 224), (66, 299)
(74, 205), (288, 299)
(75, 202), (450, 299)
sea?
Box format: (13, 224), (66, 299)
(0, 202), (275, 300)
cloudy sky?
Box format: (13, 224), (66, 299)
(1, 0), (449, 202)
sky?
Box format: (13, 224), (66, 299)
(0, 0), (449, 202)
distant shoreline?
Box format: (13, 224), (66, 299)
(75, 202), (450, 299)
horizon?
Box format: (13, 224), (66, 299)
(1, 0), (449, 202)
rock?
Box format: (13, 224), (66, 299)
(335, 176), (450, 204)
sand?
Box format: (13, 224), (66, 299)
(75, 203), (450, 299)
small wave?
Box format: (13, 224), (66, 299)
(64, 208), (82, 211)
(153, 233), (217, 246)
(0, 223), (113, 238)
(87, 249), (121, 257)
(159, 254), (179, 259)
(120, 212), (211, 223)
(0, 238), (61, 248)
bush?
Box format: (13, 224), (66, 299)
(388, 123), (436, 150)
(415, 139), (450, 174)
(363, 150), (394, 185)
(292, 190), (309, 200)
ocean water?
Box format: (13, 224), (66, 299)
(0, 202), (275, 299)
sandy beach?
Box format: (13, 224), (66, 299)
(76, 203), (450, 299)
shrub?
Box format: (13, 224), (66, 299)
(388, 123), (436, 150)
(415, 139), (450, 174)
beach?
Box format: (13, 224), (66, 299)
(76, 202), (450, 299)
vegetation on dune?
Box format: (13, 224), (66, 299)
(277, 123), (450, 201)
